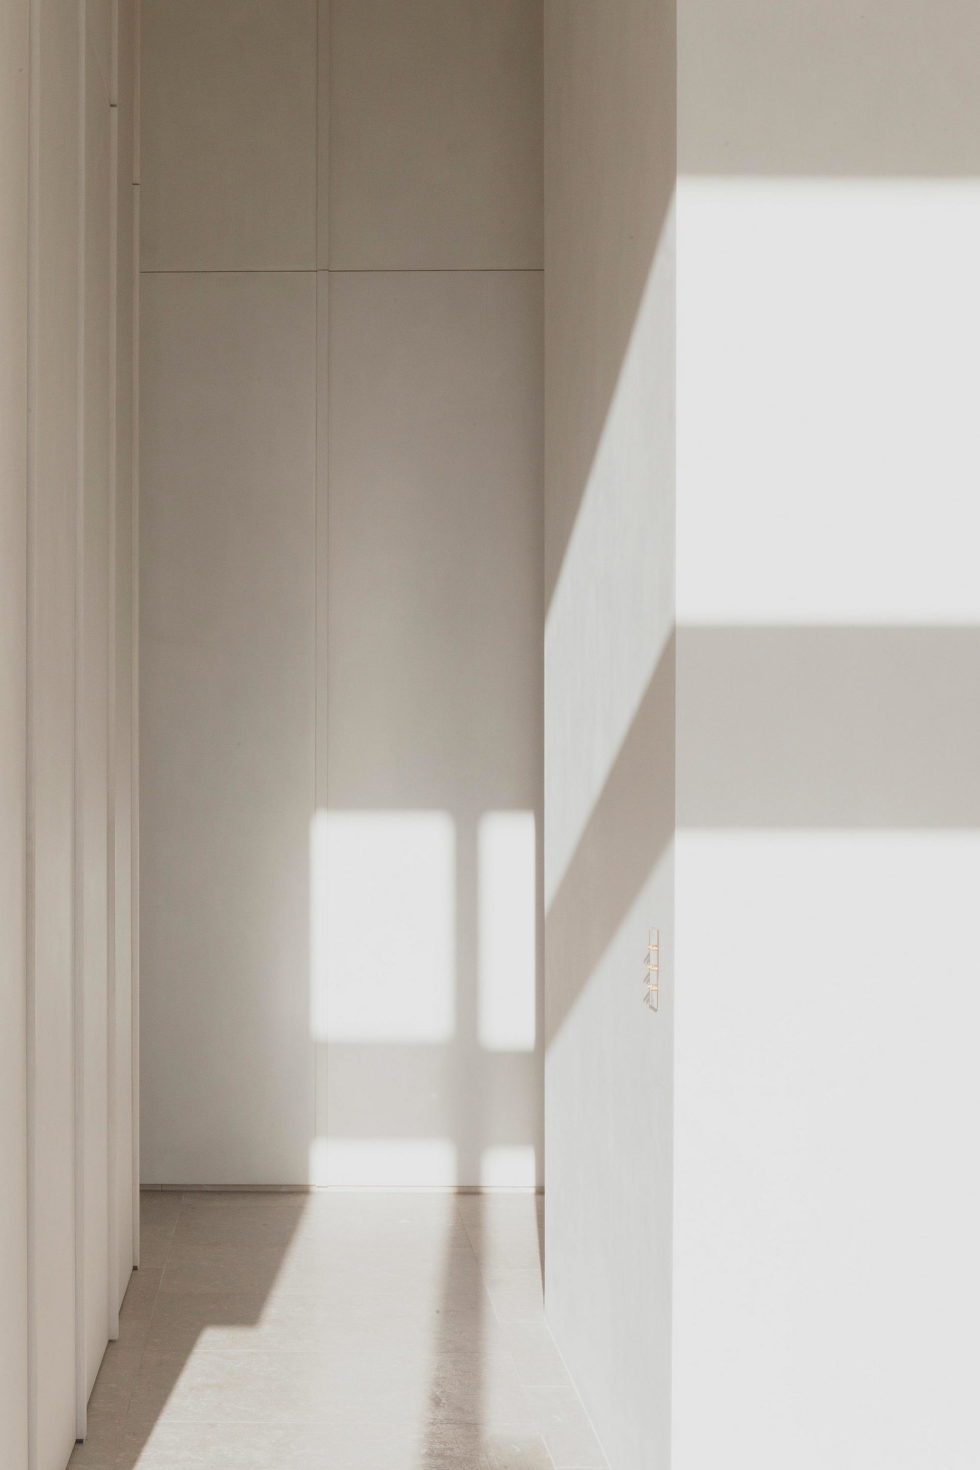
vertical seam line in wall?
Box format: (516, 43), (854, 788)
(130, 0), (142, 1273)
(315, 0), (321, 271)
(130, 169), (140, 1269)
(24, 0), (40, 1461)
(109, 0), (119, 108)
(106, 86), (120, 1342)
(132, 0), (140, 187)
(317, 0), (333, 1165)
(74, 0), (88, 1441)
(313, 0), (321, 1159)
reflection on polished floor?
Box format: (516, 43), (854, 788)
(69, 1191), (608, 1470)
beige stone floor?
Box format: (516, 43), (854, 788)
(68, 1190), (608, 1470)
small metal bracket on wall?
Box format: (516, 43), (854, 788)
(644, 928), (660, 1011)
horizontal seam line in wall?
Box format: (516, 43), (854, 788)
(140, 268), (315, 275)
(141, 1183), (546, 1194)
(327, 267), (544, 274)
(139, 267), (544, 275)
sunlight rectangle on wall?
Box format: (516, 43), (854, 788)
(311, 810), (455, 1043)
(678, 179), (980, 628)
(480, 1145), (537, 1189)
(310, 1137), (457, 1189)
(478, 811), (537, 1053)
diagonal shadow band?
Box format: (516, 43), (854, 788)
(545, 633), (675, 1050)
(679, 0), (980, 176)
(545, 0), (676, 609)
(678, 625), (980, 828)
(545, 623), (980, 1049)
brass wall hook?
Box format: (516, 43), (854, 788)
(644, 928), (660, 1011)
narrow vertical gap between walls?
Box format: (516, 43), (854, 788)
(130, 171), (140, 1271)
(106, 87), (120, 1343)
(130, 0), (142, 1272)
(312, 0), (321, 1175)
(312, 0), (329, 1171)
(24, 0), (41, 1462)
(73, 0), (89, 1441)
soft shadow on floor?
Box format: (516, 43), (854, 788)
(69, 1189), (305, 1470)
(422, 1192), (552, 1470)
(69, 1189), (603, 1470)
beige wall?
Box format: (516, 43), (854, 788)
(0, 2), (140, 1467)
(543, 3), (675, 1468)
(139, 0), (543, 1188)
(0, 4), (31, 1465)
(139, 0), (319, 1188)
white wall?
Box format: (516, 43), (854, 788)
(139, 0), (319, 1188)
(140, 269), (318, 1185)
(673, 3), (980, 1467)
(139, 0), (543, 1188)
(546, 3), (980, 1468)
(29, 2), (84, 1455)
(317, 0), (543, 1190)
(0, 2), (140, 1467)
(543, 4), (675, 1468)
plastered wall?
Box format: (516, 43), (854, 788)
(139, 1), (543, 1188)
(0, 5), (31, 1463)
(0, 2), (140, 1466)
(543, 4), (675, 1468)
(545, 4), (980, 1469)
(673, 4), (980, 1466)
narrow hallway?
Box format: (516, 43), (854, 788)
(68, 1192), (607, 1470)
